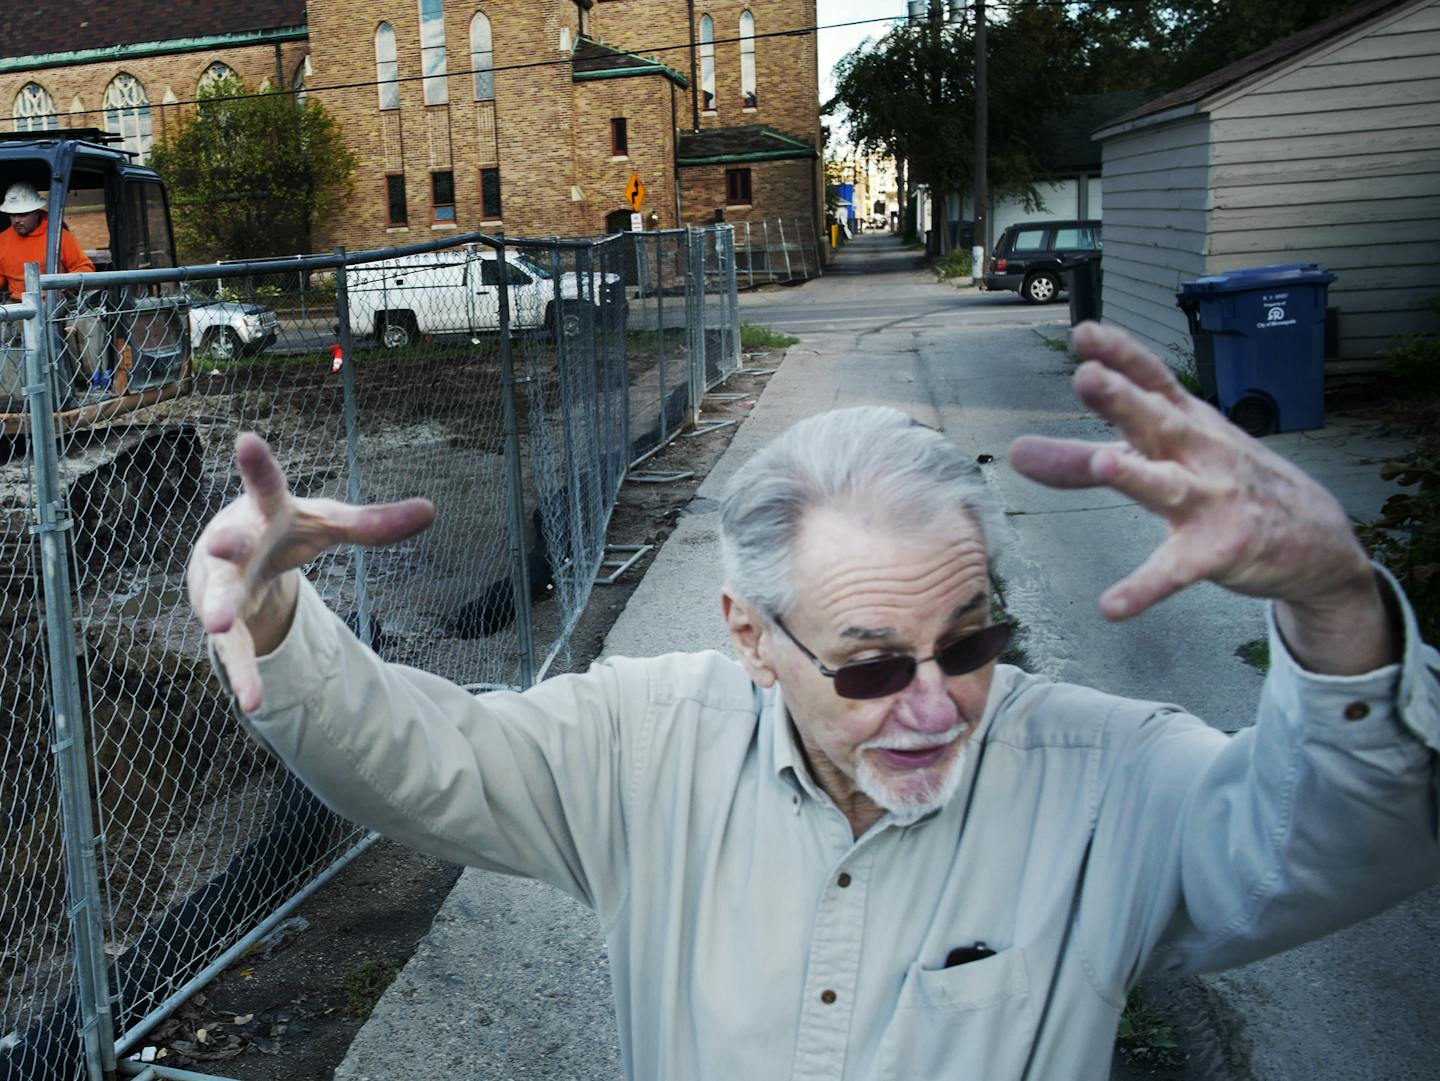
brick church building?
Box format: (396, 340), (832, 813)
(0, 0), (822, 252)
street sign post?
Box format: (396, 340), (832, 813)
(625, 173), (646, 211)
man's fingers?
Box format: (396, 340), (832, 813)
(1074, 361), (1195, 456)
(1072, 322), (1187, 403)
(234, 433), (291, 519)
(328, 497), (437, 548)
(1009, 435), (1129, 489)
(1090, 447), (1195, 514)
(212, 622), (264, 713)
(1100, 538), (1206, 621)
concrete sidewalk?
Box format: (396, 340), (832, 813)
(334, 235), (1435, 1081)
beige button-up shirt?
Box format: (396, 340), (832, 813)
(236, 572), (1440, 1080)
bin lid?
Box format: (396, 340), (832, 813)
(1179, 263), (1335, 296)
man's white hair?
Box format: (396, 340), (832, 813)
(719, 407), (996, 621)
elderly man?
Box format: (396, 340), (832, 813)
(0, 181), (95, 300)
(190, 323), (1438, 1080)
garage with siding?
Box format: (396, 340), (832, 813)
(1094, 0), (1440, 376)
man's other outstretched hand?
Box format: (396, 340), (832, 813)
(188, 433), (435, 712)
(1009, 322), (1396, 675)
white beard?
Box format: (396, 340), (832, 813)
(854, 726), (969, 824)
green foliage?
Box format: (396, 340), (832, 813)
(1381, 297), (1440, 393)
(829, 1), (1360, 218)
(1358, 454), (1440, 645)
(829, 20), (1054, 215)
(337, 959), (400, 1018)
(1358, 295), (1440, 645)
(1167, 342), (1203, 397)
(1235, 638), (1270, 674)
(740, 323), (799, 350)
(150, 76), (357, 262)
(1117, 989), (1184, 1068)
(935, 249), (973, 278)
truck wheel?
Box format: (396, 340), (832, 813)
(1022, 271), (1059, 304)
(205, 327), (242, 361)
(551, 301), (586, 341)
(379, 314), (417, 349)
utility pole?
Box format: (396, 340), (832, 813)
(972, 0), (988, 277)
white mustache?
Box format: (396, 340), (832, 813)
(860, 722), (970, 753)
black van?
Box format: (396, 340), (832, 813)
(983, 220), (1101, 303)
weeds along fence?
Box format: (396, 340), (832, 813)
(731, 216), (825, 290)
(0, 224), (739, 1081)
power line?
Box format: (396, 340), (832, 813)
(28, 13), (913, 121)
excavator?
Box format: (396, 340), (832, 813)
(0, 128), (199, 766)
(0, 126), (200, 567)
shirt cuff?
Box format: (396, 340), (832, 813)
(1265, 563), (1440, 754)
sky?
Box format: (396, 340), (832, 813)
(816, 0), (909, 101)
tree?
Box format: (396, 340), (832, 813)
(150, 76), (357, 262)
(829, 17), (1070, 252)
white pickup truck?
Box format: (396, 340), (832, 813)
(345, 246), (624, 348)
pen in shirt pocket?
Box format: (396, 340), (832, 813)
(944, 941), (997, 968)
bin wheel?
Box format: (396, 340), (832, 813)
(1228, 395), (1276, 437)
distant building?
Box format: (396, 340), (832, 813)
(0, 1), (823, 254)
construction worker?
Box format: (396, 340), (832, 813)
(0, 181), (95, 300)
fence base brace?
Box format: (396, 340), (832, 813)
(119, 1056), (243, 1081)
(683, 419), (738, 438)
(596, 544), (653, 585)
(627, 470), (695, 484)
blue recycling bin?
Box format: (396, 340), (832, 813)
(1176, 263), (1335, 436)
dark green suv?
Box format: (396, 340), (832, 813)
(983, 219), (1101, 304)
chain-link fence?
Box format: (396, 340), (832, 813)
(0, 224), (737, 1081)
(732, 216), (825, 290)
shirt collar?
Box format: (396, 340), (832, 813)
(761, 666), (1020, 821)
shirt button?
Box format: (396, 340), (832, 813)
(1344, 702), (1370, 722)
(837, 872), (852, 888)
(820, 989), (837, 1005)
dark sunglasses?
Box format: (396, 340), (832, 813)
(773, 617), (1014, 700)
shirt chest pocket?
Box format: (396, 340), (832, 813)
(872, 948), (1036, 1080)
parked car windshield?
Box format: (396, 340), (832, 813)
(516, 256), (553, 280)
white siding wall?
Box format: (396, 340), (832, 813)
(1099, 116), (1211, 363)
(1207, 0), (1440, 368)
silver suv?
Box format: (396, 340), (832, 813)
(187, 290), (279, 361)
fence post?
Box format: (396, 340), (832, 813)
(761, 219), (773, 284)
(725, 225), (741, 369)
(494, 236), (536, 688)
(22, 263), (116, 1081)
(745, 220), (755, 289)
(332, 249), (370, 649)
(810, 216), (825, 277)
(794, 218), (810, 280)
(551, 246), (586, 572)
(685, 229), (702, 422)
(610, 240), (629, 471)
(777, 218), (793, 283)
(654, 233), (669, 440)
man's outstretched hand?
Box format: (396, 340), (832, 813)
(1009, 322), (1395, 675)
(188, 433), (435, 712)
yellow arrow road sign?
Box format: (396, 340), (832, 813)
(625, 173), (646, 211)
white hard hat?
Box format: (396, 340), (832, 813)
(0, 182), (45, 214)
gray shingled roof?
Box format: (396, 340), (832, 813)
(677, 125), (816, 166)
(1095, 0), (1415, 137)
(0, 1), (306, 59)
(572, 37), (688, 88)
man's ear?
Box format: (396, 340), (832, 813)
(721, 588), (777, 688)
